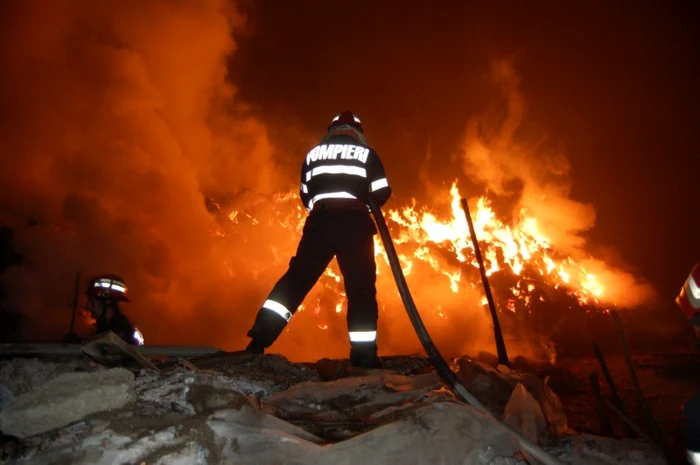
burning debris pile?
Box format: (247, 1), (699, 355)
(207, 180), (653, 361)
(0, 351), (664, 465)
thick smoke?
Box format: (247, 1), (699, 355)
(459, 60), (656, 309)
(0, 0), (282, 347)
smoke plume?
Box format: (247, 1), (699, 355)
(459, 60), (655, 309)
(0, 0), (281, 347)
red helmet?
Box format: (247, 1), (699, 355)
(86, 274), (130, 302)
(676, 263), (700, 320)
(329, 111), (364, 133)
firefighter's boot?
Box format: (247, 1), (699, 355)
(350, 342), (381, 368)
(245, 307), (289, 354)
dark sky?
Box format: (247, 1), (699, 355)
(231, 0), (700, 304)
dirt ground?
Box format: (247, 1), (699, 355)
(551, 349), (700, 464)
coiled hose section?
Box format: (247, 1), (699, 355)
(369, 198), (563, 465)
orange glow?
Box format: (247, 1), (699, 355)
(209, 178), (654, 362)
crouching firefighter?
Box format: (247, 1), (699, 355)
(676, 263), (700, 465)
(245, 111), (392, 368)
(85, 274), (144, 345)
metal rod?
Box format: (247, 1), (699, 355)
(602, 397), (661, 453)
(611, 310), (672, 462)
(68, 272), (81, 335)
(460, 198), (510, 367)
(589, 371), (614, 436)
(593, 342), (635, 436)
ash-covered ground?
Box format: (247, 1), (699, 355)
(0, 346), (686, 465)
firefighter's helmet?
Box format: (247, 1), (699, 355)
(329, 111), (364, 134)
(676, 263), (700, 320)
(86, 274), (130, 302)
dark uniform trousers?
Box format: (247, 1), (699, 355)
(248, 204), (379, 365)
(686, 391), (700, 460)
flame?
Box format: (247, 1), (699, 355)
(379, 181), (606, 305)
(209, 178), (642, 361)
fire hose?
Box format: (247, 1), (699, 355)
(369, 198), (563, 465)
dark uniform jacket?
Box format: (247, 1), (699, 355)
(299, 134), (391, 211)
(96, 311), (138, 345)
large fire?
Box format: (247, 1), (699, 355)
(210, 179), (626, 361)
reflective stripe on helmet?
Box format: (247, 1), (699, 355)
(330, 112), (363, 132)
(94, 278), (126, 293)
(262, 299), (292, 322)
(687, 275), (700, 309)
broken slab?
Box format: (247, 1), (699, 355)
(503, 382), (548, 445)
(319, 401), (522, 465)
(0, 368), (136, 438)
(81, 331), (160, 371)
(0, 383), (13, 412)
(452, 356), (569, 440)
(263, 372), (438, 421)
(0, 357), (100, 397)
(549, 434), (666, 465)
(315, 356), (433, 381)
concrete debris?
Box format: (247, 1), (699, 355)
(263, 372), (437, 421)
(0, 354), (667, 465)
(452, 355), (569, 440)
(0, 368), (135, 438)
(503, 382), (548, 445)
(0, 383), (13, 412)
(0, 357), (100, 396)
(81, 331), (160, 371)
(549, 434), (666, 465)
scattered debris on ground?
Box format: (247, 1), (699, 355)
(0, 340), (670, 465)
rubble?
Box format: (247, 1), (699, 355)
(0, 368), (135, 438)
(452, 355), (569, 440)
(0, 357), (99, 396)
(0, 383), (12, 412)
(0, 354), (667, 465)
(503, 383), (548, 444)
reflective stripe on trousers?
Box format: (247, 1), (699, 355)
(349, 330), (377, 343)
(262, 299), (293, 322)
(689, 451), (700, 465)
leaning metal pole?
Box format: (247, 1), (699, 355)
(460, 198), (510, 367)
(369, 198), (562, 465)
(68, 271), (81, 336)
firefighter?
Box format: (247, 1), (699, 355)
(84, 274), (142, 345)
(676, 263), (700, 464)
(245, 111), (392, 368)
